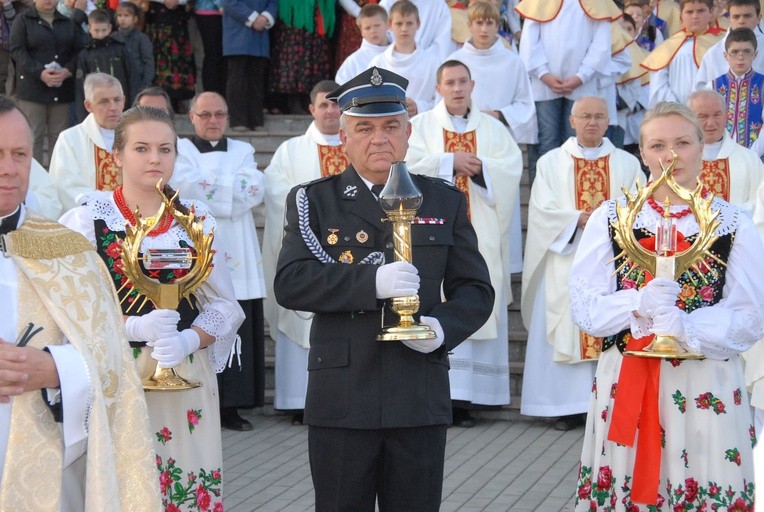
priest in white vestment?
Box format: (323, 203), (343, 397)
(516, 0), (618, 182)
(335, 4), (390, 85)
(0, 95), (160, 512)
(263, 81), (348, 420)
(643, 0), (723, 106)
(688, 90), (764, 214)
(368, 1), (438, 115)
(379, 0), (452, 61)
(694, 0), (764, 90)
(170, 92), (266, 432)
(520, 96), (644, 431)
(446, 1), (534, 274)
(406, 61), (521, 425)
(49, 73), (125, 212)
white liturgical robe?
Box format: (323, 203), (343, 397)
(369, 45), (439, 114)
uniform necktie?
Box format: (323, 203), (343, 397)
(371, 184), (384, 198)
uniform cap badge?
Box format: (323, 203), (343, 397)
(356, 230), (369, 243)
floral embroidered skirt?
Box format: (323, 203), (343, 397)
(269, 23), (332, 95)
(575, 348), (755, 511)
(134, 347), (224, 512)
(144, 3), (196, 102)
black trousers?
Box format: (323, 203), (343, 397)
(195, 13), (226, 96)
(216, 298), (265, 408)
(309, 424), (447, 512)
(226, 55), (266, 129)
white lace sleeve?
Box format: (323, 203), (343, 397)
(568, 201), (639, 337)
(192, 229), (245, 373)
(680, 215), (764, 359)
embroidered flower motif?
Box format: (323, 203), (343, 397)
(750, 425), (757, 447)
(610, 383), (617, 398)
(725, 448), (742, 466)
(681, 449), (688, 468)
(734, 388), (742, 405)
(160, 470), (173, 494)
(213, 503), (224, 512)
(596, 466), (612, 491)
(196, 484), (212, 511)
(695, 392), (726, 414)
(621, 277), (637, 290)
(156, 426), (172, 445)
(187, 408), (202, 432)
(672, 390), (686, 413)
(684, 477), (699, 502)
(699, 285), (714, 301)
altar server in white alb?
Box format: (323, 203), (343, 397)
(369, 0), (438, 116)
(379, 0), (452, 60)
(335, 4), (390, 85)
(171, 91), (267, 432)
(642, 0), (723, 106)
(694, 0), (764, 90)
(687, 90), (764, 214)
(407, 60), (521, 426)
(446, 1), (534, 273)
(49, 73), (125, 212)
(516, 0), (619, 182)
(263, 80), (347, 422)
(521, 96), (644, 431)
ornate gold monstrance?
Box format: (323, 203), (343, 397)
(611, 151), (723, 359)
(119, 181), (216, 390)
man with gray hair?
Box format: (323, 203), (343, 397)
(49, 72), (125, 211)
(687, 89), (764, 213)
(520, 96), (644, 431)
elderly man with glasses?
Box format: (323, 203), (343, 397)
(520, 96), (645, 431)
(170, 90), (266, 432)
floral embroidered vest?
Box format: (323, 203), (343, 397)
(93, 219), (198, 335)
(602, 224), (733, 353)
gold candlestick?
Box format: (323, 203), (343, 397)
(377, 162), (437, 342)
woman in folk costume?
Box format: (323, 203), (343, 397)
(270, 0), (335, 114)
(569, 101), (764, 510)
(60, 106), (245, 512)
(144, 0), (196, 110)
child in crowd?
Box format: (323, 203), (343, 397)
(616, 12), (650, 158)
(335, 4), (389, 85)
(114, 2), (153, 97)
(696, 0), (764, 89)
(643, 0), (721, 106)
(712, 27), (764, 156)
(75, 8), (136, 121)
(369, 0), (438, 115)
(625, 0), (664, 50)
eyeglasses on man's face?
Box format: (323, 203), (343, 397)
(193, 111), (229, 121)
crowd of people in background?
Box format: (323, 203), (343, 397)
(5, 0), (764, 510)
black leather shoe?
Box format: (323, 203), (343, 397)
(220, 408), (253, 431)
(291, 412), (304, 425)
(553, 413), (586, 431)
(452, 407), (476, 428)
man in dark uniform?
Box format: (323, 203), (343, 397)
(273, 67), (494, 512)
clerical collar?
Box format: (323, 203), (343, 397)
(449, 108), (470, 120)
(0, 206), (21, 236)
(703, 138), (723, 160)
(190, 135), (228, 153)
(99, 126), (115, 153)
(577, 139), (603, 160)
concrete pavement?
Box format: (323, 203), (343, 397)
(222, 409), (583, 512)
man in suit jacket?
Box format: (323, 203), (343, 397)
(273, 67), (494, 512)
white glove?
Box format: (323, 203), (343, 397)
(376, 261), (420, 299)
(402, 315), (444, 354)
(124, 309), (181, 342)
(149, 329), (201, 368)
(633, 278), (680, 318)
(650, 306), (687, 342)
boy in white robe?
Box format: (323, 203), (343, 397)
(263, 81), (347, 422)
(447, 1), (534, 273)
(369, 0), (438, 116)
(643, 0), (723, 106)
(520, 97), (644, 430)
(406, 60), (522, 425)
(695, 0), (764, 90)
(379, 0), (452, 60)
(516, 0), (619, 183)
(335, 4), (390, 85)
